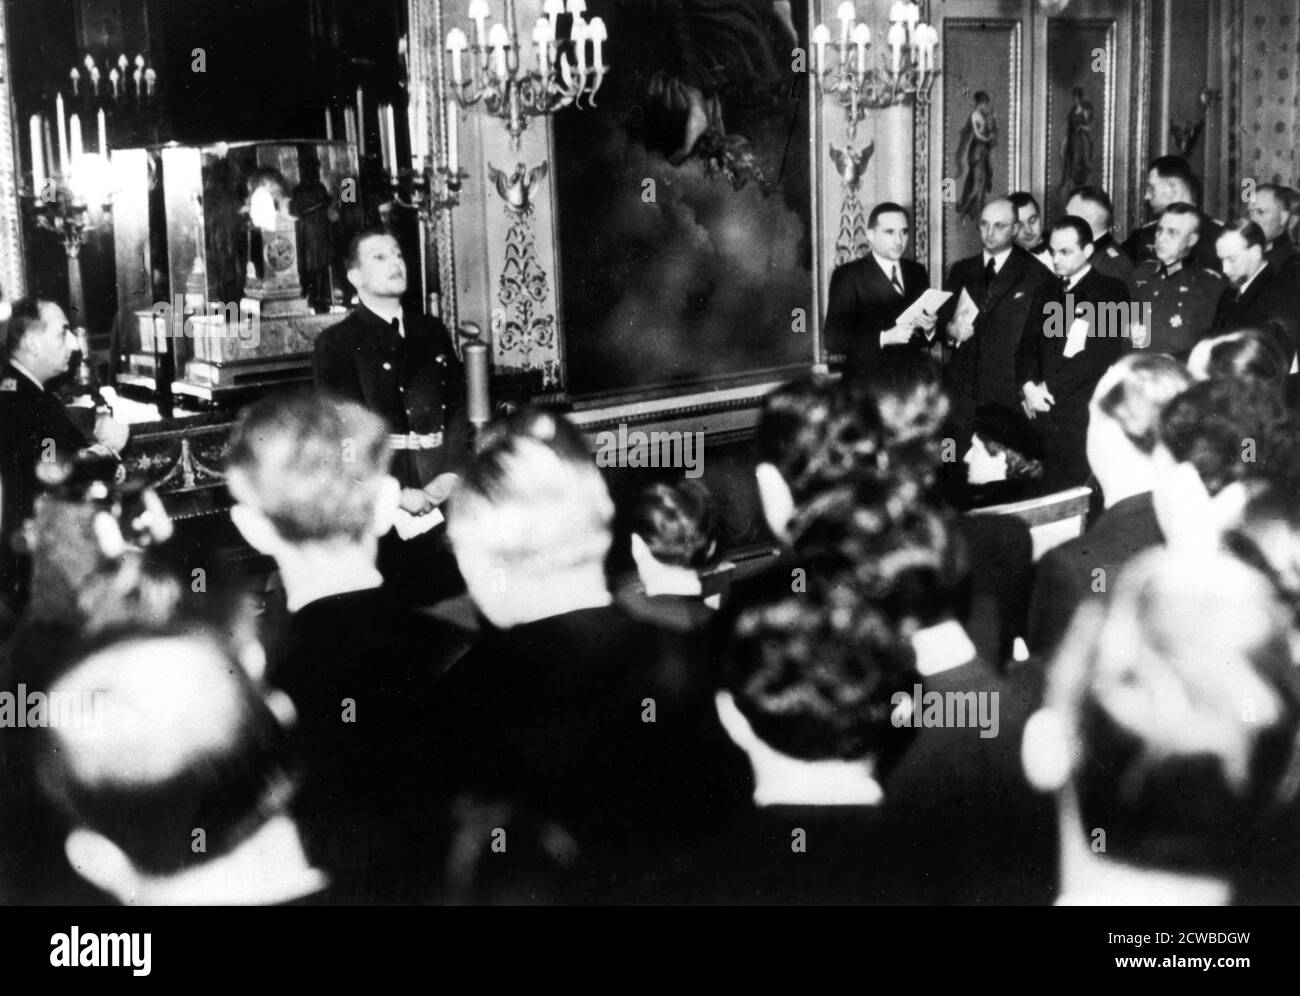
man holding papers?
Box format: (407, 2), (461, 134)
(941, 197), (1054, 432)
(1015, 216), (1131, 489)
(824, 202), (940, 375)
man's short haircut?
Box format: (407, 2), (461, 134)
(5, 296), (49, 359)
(447, 408), (613, 579)
(227, 391), (391, 544)
(1221, 217), (1268, 250)
(1048, 215), (1093, 250)
(1159, 378), (1286, 494)
(1159, 201), (1202, 233)
(1255, 183), (1297, 214)
(630, 480), (717, 569)
(344, 225), (399, 272)
(1206, 329), (1289, 402)
(1053, 548), (1300, 878)
(1092, 353), (1194, 455)
(868, 202), (910, 229)
(1008, 191), (1041, 215)
(1067, 185), (1114, 226)
(35, 631), (298, 877)
(1149, 155), (1203, 206)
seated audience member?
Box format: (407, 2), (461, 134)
(1129, 204), (1232, 360)
(0, 298), (130, 613)
(34, 631), (328, 905)
(1189, 328), (1296, 409)
(616, 480), (719, 633)
(962, 405), (1047, 509)
(1023, 548), (1300, 905)
(225, 392), (469, 903)
(1026, 355), (1192, 655)
(437, 408), (750, 902)
(860, 354), (1033, 666)
(1214, 218), (1300, 365)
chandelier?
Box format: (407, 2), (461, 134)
(444, 0), (607, 150)
(813, 2), (939, 139)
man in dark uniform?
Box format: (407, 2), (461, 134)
(0, 298), (129, 613)
(1123, 155), (1223, 271)
(1010, 191), (1052, 269)
(1067, 186), (1136, 292)
(1015, 217), (1131, 489)
(1130, 204), (1231, 361)
(313, 227), (470, 604)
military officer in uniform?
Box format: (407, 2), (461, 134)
(1130, 204), (1230, 361)
(1066, 186), (1136, 293)
(1123, 155), (1223, 271)
(314, 226), (470, 604)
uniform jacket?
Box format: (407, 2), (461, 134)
(1130, 258), (1230, 359)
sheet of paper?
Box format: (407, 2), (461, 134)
(393, 506), (445, 540)
(1063, 317), (1089, 359)
(895, 289), (953, 330)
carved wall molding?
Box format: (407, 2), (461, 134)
(0, 2), (26, 299)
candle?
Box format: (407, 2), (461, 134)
(904, 3), (920, 32)
(42, 117), (54, 187)
(567, 0), (586, 16)
(83, 54), (94, 72)
(356, 86), (365, 156)
(55, 93), (68, 175)
(888, 22), (906, 74)
(97, 108), (107, 155)
(325, 106), (334, 141)
(463, 342), (491, 425)
(588, 17), (606, 72)
(853, 23), (870, 75)
(109, 67), (120, 98)
(416, 88), (429, 160)
(544, 0), (564, 34)
(89, 65), (100, 97)
(489, 23), (509, 80)
(838, 2), (855, 46)
(135, 54), (145, 70)
(812, 23), (830, 76)
(117, 54), (128, 73)
(505, 0), (518, 44)
(445, 96), (459, 174)
(144, 68), (156, 97)
(533, 18), (551, 76)
(571, 18), (588, 77)
(70, 68), (80, 96)
(469, 0), (490, 52)
(889, 2), (904, 23)
(133, 68), (142, 100)
(385, 103), (399, 173)
(446, 28), (468, 85)
(377, 103), (390, 171)
(29, 115), (45, 192)
(344, 107), (356, 148)
(70, 114), (83, 165)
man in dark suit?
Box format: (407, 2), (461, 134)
(1249, 183), (1300, 275)
(1123, 155), (1223, 271)
(1213, 217), (1300, 365)
(942, 197), (1054, 430)
(1010, 191), (1050, 266)
(1066, 186), (1136, 292)
(1016, 217), (1132, 489)
(1026, 354), (1192, 655)
(0, 298), (129, 613)
(314, 226), (470, 603)
(824, 202), (937, 375)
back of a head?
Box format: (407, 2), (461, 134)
(1068, 184), (1114, 225)
(35, 632), (297, 879)
(448, 407), (613, 578)
(1159, 378), (1286, 494)
(5, 296), (46, 360)
(1205, 329), (1288, 401)
(1056, 548), (1300, 878)
(858, 352), (951, 491)
(226, 392), (391, 545)
(630, 480), (717, 569)
(1092, 353), (1194, 456)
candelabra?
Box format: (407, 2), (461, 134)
(813, 2), (939, 140)
(444, 0), (608, 150)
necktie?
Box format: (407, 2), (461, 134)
(1156, 263), (1168, 279)
(1059, 275), (1070, 292)
(984, 257), (997, 286)
(891, 266), (904, 296)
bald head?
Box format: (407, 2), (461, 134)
(979, 197), (1018, 254)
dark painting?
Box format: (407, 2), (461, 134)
(553, 0), (813, 396)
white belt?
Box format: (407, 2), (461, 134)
(389, 431), (444, 450)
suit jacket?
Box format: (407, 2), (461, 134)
(313, 305), (470, 489)
(0, 364), (93, 610)
(942, 246), (1054, 420)
(1123, 212), (1224, 271)
(1214, 265), (1300, 365)
(1026, 490), (1163, 655)
(824, 254), (931, 374)
(1015, 267), (1131, 487)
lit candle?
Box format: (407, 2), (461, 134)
(567, 0), (586, 16)
(344, 107), (356, 148)
(904, 3), (920, 33)
(385, 103), (399, 173)
(446, 28), (468, 85)
(489, 23), (509, 80)
(133, 68), (143, 100)
(97, 108), (108, 155)
(377, 103), (390, 171)
(42, 117), (54, 186)
(325, 106), (334, 141)
(852, 23), (870, 75)
(544, 0), (564, 35)
(469, 0), (490, 53)
(571, 17), (588, 78)
(55, 93), (68, 175)
(144, 68), (156, 97)
(117, 54), (128, 73)
(811, 23), (830, 76)
(532, 18), (550, 76)
(445, 96), (459, 175)
(888, 22), (906, 74)
(838, 2), (855, 47)
(463, 342), (491, 425)
(70, 114), (83, 166)
(70, 68), (80, 96)
(135, 54), (145, 70)
(505, 0), (518, 44)
(356, 86), (365, 156)
(889, 2), (904, 23)
(89, 65), (100, 97)
(83, 54), (94, 72)
(588, 16), (606, 73)
(29, 114), (45, 192)
(109, 67), (120, 99)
